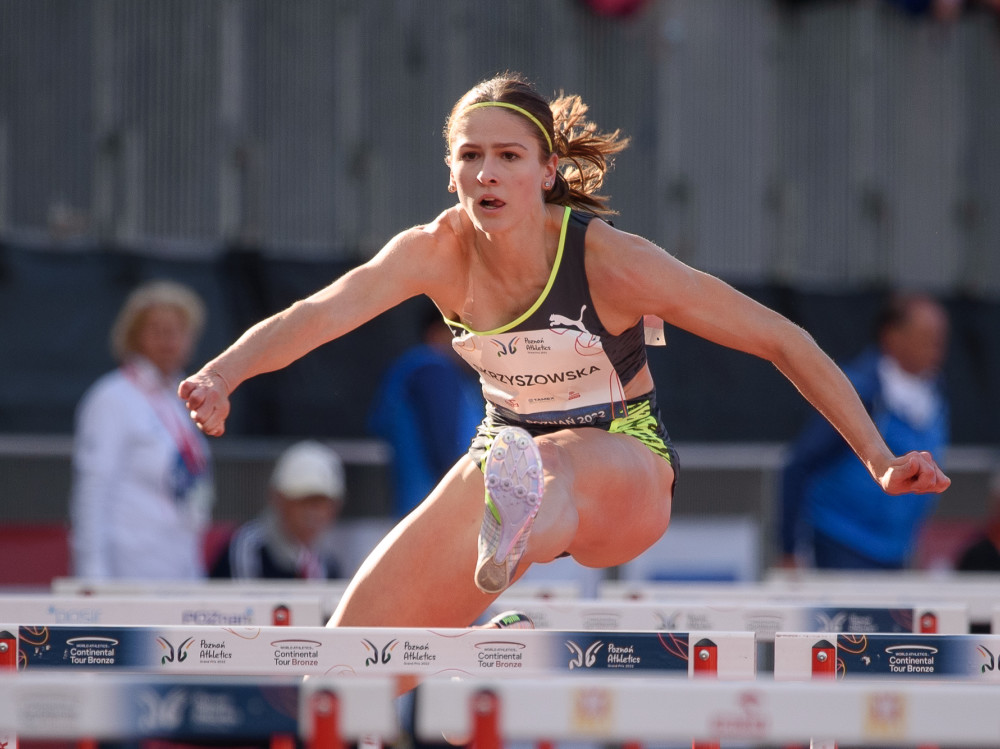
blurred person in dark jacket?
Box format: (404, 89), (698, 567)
(367, 301), (484, 519)
(211, 440), (346, 579)
(955, 469), (1000, 572)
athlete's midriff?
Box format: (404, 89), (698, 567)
(487, 384), (653, 429)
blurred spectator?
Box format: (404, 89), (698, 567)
(780, 0), (1000, 22)
(779, 292), (950, 569)
(211, 440), (346, 579)
(883, 0), (965, 21)
(881, 0), (1000, 21)
(70, 280), (213, 579)
(367, 302), (484, 519)
(954, 469), (1000, 571)
(577, 0), (649, 17)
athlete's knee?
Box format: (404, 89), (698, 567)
(536, 432), (585, 492)
(534, 433), (567, 474)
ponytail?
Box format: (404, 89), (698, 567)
(547, 94), (629, 215)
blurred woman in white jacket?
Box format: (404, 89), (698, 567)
(70, 280), (214, 579)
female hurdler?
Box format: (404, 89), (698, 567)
(180, 73), (950, 630)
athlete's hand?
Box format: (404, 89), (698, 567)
(878, 451), (951, 495)
(179, 368), (232, 437)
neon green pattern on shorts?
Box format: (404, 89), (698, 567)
(608, 400), (673, 464)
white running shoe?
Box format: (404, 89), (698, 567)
(475, 426), (543, 594)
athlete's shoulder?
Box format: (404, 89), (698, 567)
(404, 206), (465, 247)
(369, 207), (469, 305)
(581, 212), (660, 272)
(379, 207), (465, 268)
(580, 210), (635, 243)
(579, 211), (681, 325)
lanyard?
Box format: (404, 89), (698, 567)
(124, 362), (208, 476)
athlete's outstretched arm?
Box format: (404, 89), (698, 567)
(586, 221), (951, 496)
(180, 228), (443, 436)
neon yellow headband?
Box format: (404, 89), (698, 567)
(463, 101), (553, 154)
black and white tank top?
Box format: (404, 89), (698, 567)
(446, 206), (650, 427)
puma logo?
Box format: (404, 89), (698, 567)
(550, 305), (590, 335)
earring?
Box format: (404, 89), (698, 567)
(544, 181), (551, 189)
(448, 184), (456, 193)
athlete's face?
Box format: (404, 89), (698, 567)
(448, 108), (557, 230)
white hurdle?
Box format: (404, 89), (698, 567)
(0, 672), (397, 748)
(775, 631), (1000, 749)
(485, 597), (968, 641)
(601, 576), (994, 632)
(49, 578), (352, 622)
(763, 570), (1000, 628)
(0, 593), (326, 626)
(12, 579), (994, 747)
(0, 623), (755, 678)
(774, 631), (1000, 681)
(416, 676), (1000, 746)
(0, 623), (752, 749)
(48, 577), (581, 621)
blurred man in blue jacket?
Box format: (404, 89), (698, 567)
(780, 293), (950, 569)
(368, 303), (484, 519)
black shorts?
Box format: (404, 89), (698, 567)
(467, 391), (679, 480)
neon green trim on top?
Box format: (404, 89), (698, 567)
(445, 205), (571, 336)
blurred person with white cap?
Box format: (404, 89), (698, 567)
(210, 440), (346, 579)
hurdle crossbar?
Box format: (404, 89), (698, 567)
(1, 624), (755, 678)
(775, 631), (1000, 680)
(602, 578), (995, 628)
(487, 598), (967, 641)
(0, 672), (397, 743)
(416, 676), (1000, 746)
(0, 594), (325, 626)
(49, 578), (351, 621)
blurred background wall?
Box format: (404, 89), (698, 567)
(1, 0), (997, 578)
